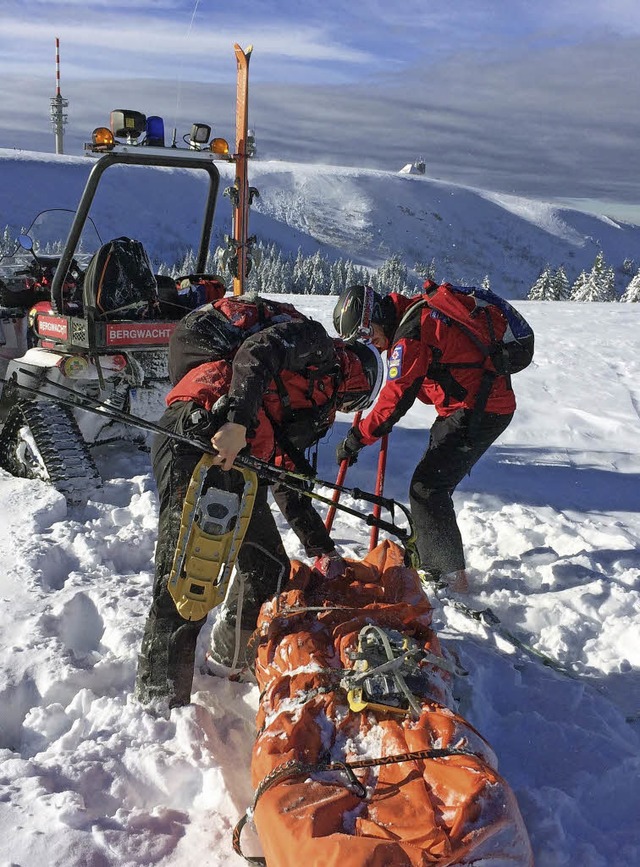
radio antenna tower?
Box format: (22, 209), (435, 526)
(50, 37), (68, 154)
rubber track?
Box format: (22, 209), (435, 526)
(0, 400), (102, 501)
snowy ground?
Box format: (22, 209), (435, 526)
(0, 297), (639, 866)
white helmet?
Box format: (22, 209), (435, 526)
(336, 340), (384, 413)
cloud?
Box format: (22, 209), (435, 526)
(2, 2), (640, 213)
(0, 8), (375, 84)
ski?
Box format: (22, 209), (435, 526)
(421, 576), (577, 677)
(231, 43), (254, 296)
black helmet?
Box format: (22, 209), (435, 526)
(333, 285), (387, 343)
(335, 340), (384, 413)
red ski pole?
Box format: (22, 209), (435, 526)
(369, 434), (389, 550)
(325, 411), (361, 533)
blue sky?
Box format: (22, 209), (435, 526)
(3, 0), (640, 220)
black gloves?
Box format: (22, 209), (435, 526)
(181, 398), (234, 449)
(336, 428), (364, 466)
(182, 405), (221, 444)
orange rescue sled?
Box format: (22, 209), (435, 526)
(239, 541), (533, 866)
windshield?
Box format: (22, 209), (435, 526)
(0, 209), (103, 277)
(23, 209), (103, 263)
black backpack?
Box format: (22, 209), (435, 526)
(83, 237), (158, 319)
(168, 295), (309, 385)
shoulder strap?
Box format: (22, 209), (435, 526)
(396, 296), (430, 333)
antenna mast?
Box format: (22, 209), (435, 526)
(50, 37), (69, 154)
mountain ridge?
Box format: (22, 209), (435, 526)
(2, 148), (639, 298)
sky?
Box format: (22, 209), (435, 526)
(0, 154), (640, 865)
(3, 1), (640, 221)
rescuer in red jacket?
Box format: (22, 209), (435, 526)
(135, 297), (384, 710)
(332, 283), (516, 593)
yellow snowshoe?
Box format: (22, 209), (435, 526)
(168, 453), (258, 621)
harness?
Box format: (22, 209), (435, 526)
(266, 360), (343, 475)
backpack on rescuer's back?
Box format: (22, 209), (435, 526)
(168, 294), (345, 474)
(168, 294), (309, 386)
(420, 281), (535, 378)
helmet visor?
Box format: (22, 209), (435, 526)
(336, 340), (384, 413)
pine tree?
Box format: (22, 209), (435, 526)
(175, 248), (197, 277)
(304, 251), (331, 295)
(599, 254), (617, 301)
(551, 265), (571, 300)
(528, 266), (554, 300)
(0, 226), (14, 257)
(620, 270), (640, 302)
(570, 269), (588, 301)
(621, 257), (636, 276)
(373, 255), (417, 295)
(571, 252), (616, 301)
(414, 258), (437, 282)
(292, 249), (306, 292)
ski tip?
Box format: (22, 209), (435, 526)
(234, 43), (253, 58)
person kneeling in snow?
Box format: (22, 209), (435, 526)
(135, 297), (383, 709)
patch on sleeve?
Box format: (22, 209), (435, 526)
(387, 344), (403, 380)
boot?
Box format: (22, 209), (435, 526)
(442, 569), (470, 594)
(417, 568), (469, 594)
(207, 616), (256, 682)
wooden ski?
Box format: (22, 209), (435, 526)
(232, 43), (253, 295)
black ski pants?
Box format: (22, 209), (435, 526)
(135, 401), (290, 708)
(409, 408), (513, 576)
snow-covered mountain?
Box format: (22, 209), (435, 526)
(2, 148), (640, 297)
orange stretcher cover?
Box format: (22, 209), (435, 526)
(251, 540), (533, 867)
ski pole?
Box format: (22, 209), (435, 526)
(4, 373), (418, 554)
(8, 371), (389, 509)
(325, 411), (361, 533)
(369, 434), (388, 551)
(230, 450), (417, 553)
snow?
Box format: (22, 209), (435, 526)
(3, 149), (640, 299)
(1, 151), (639, 866)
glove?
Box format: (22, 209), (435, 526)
(312, 550), (346, 581)
(183, 405), (219, 446)
(183, 397), (231, 445)
(336, 428), (364, 466)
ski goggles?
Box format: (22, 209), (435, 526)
(339, 285), (376, 343)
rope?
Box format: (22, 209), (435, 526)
(232, 746), (477, 862)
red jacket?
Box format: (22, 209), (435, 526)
(357, 290), (516, 446)
(166, 318), (344, 467)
